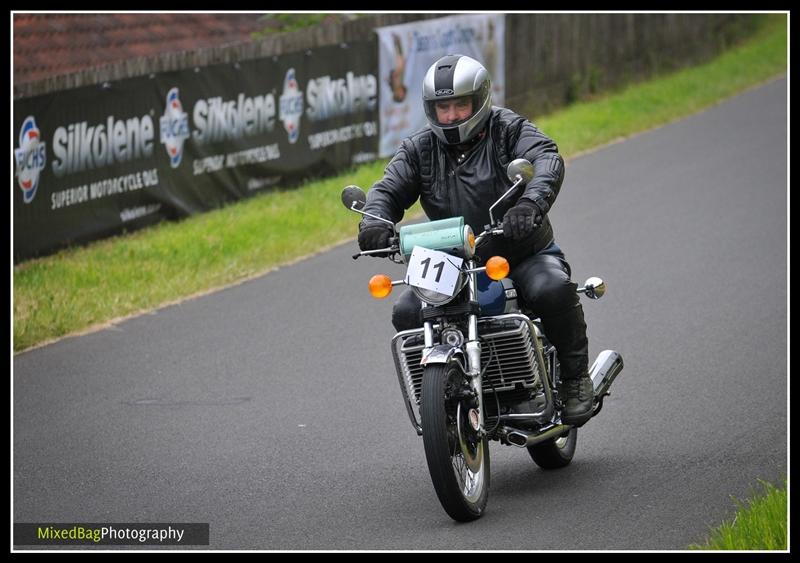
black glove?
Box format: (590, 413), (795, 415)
(358, 223), (392, 254)
(502, 199), (543, 240)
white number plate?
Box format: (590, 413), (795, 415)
(405, 246), (463, 296)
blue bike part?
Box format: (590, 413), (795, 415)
(477, 271), (506, 316)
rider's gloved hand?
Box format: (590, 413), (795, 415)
(502, 199), (543, 240)
(358, 223), (393, 255)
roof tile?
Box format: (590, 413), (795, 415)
(13, 13), (268, 85)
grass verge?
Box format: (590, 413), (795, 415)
(689, 479), (788, 550)
(13, 14), (787, 353)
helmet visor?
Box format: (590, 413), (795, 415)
(425, 95), (476, 128)
(424, 79), (491, 127)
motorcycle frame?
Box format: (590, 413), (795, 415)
(391, 263), (557, 438)
(345, 159), (622, 451)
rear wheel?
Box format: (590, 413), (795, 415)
(528, 427), (577, 469)
(421, 361), (490, 521)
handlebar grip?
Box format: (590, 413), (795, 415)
(354, 244), (400, 259)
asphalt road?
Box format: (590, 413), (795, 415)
(13, 77), (787, 551)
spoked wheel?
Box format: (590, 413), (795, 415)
(421, 361), (490, 522)
(528, 426), (577, 469)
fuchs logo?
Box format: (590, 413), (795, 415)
(159, 87), (190, 168)
(435, 88), (454, 96)
(14, 116), (47, 204)
(279, 68), (304, 144)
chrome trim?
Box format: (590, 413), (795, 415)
(501, 424), (572, 448)
(589, 350), (624, 398)
(465, 340), (482, 380)
(391, 312), (555, 434)
(489, 175), (524, 227)
(347, 204), (397, 236)
(478, 316), (546, 387)
(463, 266), (487, 275)
(412, 282), (463, 306)
(421, 345), (466, 369)
(479, 314), (554, 425)
(505, 158), (535, 184)
(578, 276), (606, 299)
(462, 224), (475, 259)
(465, 264), (485, 433)
(423, 318), (434, 348)
(441, 327), (465, 348)
(390, 328), (427, 435)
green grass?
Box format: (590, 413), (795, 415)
(689, 479), (788, 550)
(13, 161), (398, 350)
(13, 14), (787, 353)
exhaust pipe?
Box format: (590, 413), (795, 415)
(503, 351), (623, 447)
(589, 350), (624, 398)
(503, 424), (572, 448)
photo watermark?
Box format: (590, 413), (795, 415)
(14, 523), (210, 546)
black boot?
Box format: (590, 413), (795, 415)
(559, 377), (594, 426)
(541, 304), (593, 426)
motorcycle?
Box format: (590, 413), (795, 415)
(341, 159), (624, 522)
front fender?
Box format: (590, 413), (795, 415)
(420, 345), (465, 367)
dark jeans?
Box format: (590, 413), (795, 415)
(392, 242), (589, 380)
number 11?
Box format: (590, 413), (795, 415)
(420, 257), (445, 283)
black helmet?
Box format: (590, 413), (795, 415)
(422, 54), (492, 145)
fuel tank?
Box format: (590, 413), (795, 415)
(477, 272), (518, 315)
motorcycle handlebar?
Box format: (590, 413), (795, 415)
(475, 225), (505, 246)
(352, 237), (400, 260)
(354, 227), (510, 260)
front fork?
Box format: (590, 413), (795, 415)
(422, 262), (485, 435)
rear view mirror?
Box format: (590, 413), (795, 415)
(506, 159), (534, 184)
(579, 277), (606, 299)
(341, 185), (367, 211)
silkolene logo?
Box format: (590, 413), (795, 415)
(14, 116), (47, 204)
(159, 87), (190, 168)
(279, 68), (304, 144)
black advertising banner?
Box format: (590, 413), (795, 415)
(13, 42), (379, 262)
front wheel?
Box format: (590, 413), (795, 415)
(421, 362), (490, 521)
(528, 427), (578, 469)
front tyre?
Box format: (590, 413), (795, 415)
(528, 427), (577, 469)
(421, 362), (490, 521)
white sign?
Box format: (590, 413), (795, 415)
(405, 246), (464, 296)
(376, 14), (505, 158)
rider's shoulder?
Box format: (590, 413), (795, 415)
(491, 106), (528, 128)
(398, 125), (437, 156)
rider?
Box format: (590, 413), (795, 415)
(357, 54), (593, 426)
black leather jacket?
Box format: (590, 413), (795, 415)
(361, 107), (565, 266)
